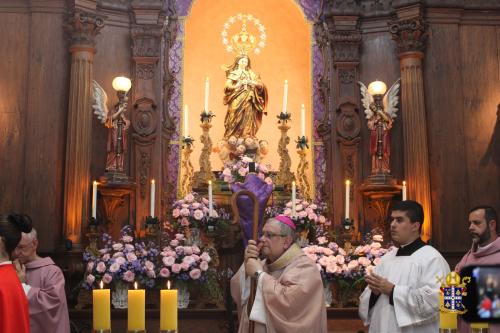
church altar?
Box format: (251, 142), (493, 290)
(75, 3), (409, 332)
(68, 308), (365, 333)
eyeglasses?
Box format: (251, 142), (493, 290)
(261, 232), (287, 239)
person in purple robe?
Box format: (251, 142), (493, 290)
(13, 227), (70, 333)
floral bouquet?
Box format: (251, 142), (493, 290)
(350, 234), (393, 273)
(170, 192), (218, 232)
(278, 199), (330, 244)
(303, 234), (392, 307)
(157, 233), (212, 285)
(220, 156), (273, 184)
(82, 226), (160, 290)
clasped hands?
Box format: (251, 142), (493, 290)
(365, 272), (394, 296)
(13, 259), (26, 283)
(244, 240), (263, 277)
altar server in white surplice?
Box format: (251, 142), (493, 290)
(359, 200), (450, 333)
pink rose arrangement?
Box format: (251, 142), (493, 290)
(170, 192), (218, 231)
(157, 235), (212, 284)
(83, 226), (160, 289)
(303, 235), (391, 283)
(220, 156), (273, 184)
(268, 198), (330, 241)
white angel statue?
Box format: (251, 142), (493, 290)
(358, 79), (400, 174)
(92, 80), (130, 173)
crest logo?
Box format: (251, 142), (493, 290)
(439, 272), (471, 314)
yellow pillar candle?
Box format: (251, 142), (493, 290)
(93, 282), (111, 330)
(160, 281), (178, 331)
(471, 322), (489, 333)
(128, 282), (145, 331)
(439, 311), (457, 330)
(439, 293), (457, 332)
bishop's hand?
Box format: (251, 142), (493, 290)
(245, 258), (263, 277)
(244, 240), (260, 262)
(13, 259), (26, 283)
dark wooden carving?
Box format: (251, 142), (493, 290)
(131, 25), (163, 58)
(388, 17), (428, 54)
(65, 11), (104, 47)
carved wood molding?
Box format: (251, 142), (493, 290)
(389, 16), (428, 55)
(65, 10), (105, 48)
(131, 25), (163, 58)
(336, 101), (361, 141)
(131, 97), (158, 141)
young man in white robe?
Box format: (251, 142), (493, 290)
(359, 200), (450, 333)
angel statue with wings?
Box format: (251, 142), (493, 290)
(359, 79), (400, 175)
(92, 80), (130, 174)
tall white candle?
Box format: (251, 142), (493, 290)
(402, 181), (407, 201)
(345, 180), (350, 220)
(184, 105), (189, 137)
(208, 180), (213, 217)
(204, 77), (209, 113)
(150, 179), (155, 217)
(291, 181), (296, 218)
(301, 104), (305, 137)
(282, 80), (288, 114)
(92, 181), (97, 219)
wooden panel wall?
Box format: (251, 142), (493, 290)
(425, 20), (500, 253)
(425, 23), (470, 251)
(22, 8), (68, 252)
(0, 11), (30, 213)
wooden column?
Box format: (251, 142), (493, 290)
(63, 10), (103, 247)
(390, 5), (432, 241)
(319, 14), (362, 233)
(130, 2), (167, 233)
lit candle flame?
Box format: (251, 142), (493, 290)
(134, 282), (138, 290)
(100, 280), (104, 289)
(346, 180), (350, 185)
(208, 180), (212, 185)
(402, 180), (406, 186)
(167, 280), (171, 290)
(93, 180), (98, 185)
(151, 179), (155, 185)
(292, 181), (295, 186)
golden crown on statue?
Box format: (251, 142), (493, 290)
(221, 13), (266, 55)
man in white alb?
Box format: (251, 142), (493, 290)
(359, 200), (450, 333)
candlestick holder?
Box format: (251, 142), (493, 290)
(180, 136), (194, 197)
(200, 110), (215, 123)
(342, 217), (354, 230)
(276, 111), (291, 123)
(206, 216), (218, 236)
(181, 135), (194, 148)
(194, 112), (215, 188)
(296, 137), (311, 201)
(87, 217), (100, 252)
(275, 118), (295, 188)
(295, 135), (309, 150)
(341, 217), (355, 251)
(145, 216), (159, 238)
